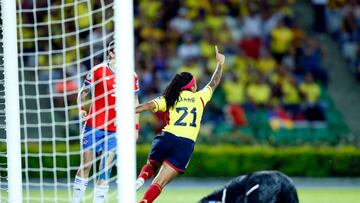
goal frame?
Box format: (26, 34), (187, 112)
(2, 0), (23, 202)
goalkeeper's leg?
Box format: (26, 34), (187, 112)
(72, 150), (94, 203)
(93, 151), (116, 203)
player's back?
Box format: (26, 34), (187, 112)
(161, 86), (213, 141)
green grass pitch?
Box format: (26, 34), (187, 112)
(2, 187), (359, 203)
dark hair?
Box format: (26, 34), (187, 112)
(107, 40), (115, 59)
(162, 72), (193, 110)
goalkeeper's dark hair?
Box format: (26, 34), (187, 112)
(162, 72), (193, 110)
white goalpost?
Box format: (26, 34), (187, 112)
(1, 0), (136, 202)
(2, 0), (23, 202)
(114, 0), (137, 202)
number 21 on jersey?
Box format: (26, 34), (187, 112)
(174, 107), (197, 127)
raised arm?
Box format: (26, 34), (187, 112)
(135, 100), (157, 114)
(206, 46), (225, 91)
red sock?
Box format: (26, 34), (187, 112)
(138, 164), (156, 181)
(139, 183), (162, 203)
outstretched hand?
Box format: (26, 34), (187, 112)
(215, 46), (225, 65)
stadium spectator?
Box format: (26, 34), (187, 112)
(340, 10), (359, 65)
(327, 0), (360, 80)
(222, 73), (245, 106)
(256, 49), (278, 75)
(169, 8), (193, 34)
(239, 32), (263, 59)
(281, 75), (302, 118)
(242, 7), (262, 38)
(300, 73), (325, 121)
(298, 37), (328, 85)
(178, 35), (201, 60)
(270, 18), (294, 63)
(300, 73), (321, 104)
(246, 76), (271, 108)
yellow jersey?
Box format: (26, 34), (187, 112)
(300, 83), (320, 104)
(151, 86), (213, 142)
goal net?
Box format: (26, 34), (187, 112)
(0, 0), (136, 202)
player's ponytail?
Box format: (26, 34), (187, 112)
(163, 72), (193, 110)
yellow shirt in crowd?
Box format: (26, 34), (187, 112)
(247, 83), (271, 105)
(222, 80), (245, 105)
(300, 83), (321, 104)
(282, 81), (301, 105)
(270, 27), (294, 54)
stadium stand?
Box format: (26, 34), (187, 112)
(18, 0), (351, 145)
(326, 0), (360, 81)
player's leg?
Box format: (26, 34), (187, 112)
(136, 159), (161, 190)
(76, 150), (95, 178)
(72, 126), (98, 203)
(139, 133), (194, 203)
(139, 161), (179, 203)
(93, 151), (116, 203)
(136, 135), (169, 190)
(72, 150), (93, 203)
(93, 131), (116, 203)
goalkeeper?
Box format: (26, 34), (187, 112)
(199, 170), (299, 203)
(71, 40), (140, 203)
(135, 46), (225, 203)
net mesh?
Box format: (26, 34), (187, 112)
(1, 0), (119, 202)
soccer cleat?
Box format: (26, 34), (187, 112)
(136, 178), (145, 191)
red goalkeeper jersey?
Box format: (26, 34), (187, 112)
(83, 63), (139, 131)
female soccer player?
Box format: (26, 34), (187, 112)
(71, 40), (140, 203)
(135, 46), (225, 203)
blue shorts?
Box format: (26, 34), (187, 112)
(148, 131), (195, 173)
(82, 126), (116, 153)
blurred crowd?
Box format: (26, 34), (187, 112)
(18, 0), (351, 141)
(132, 0), (331, 137)
(324, 0), (360, 81)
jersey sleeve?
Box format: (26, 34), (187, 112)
(134, 72), (140, 94)
(151, 96), (167, 112)
(197, 86), (213, 106)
